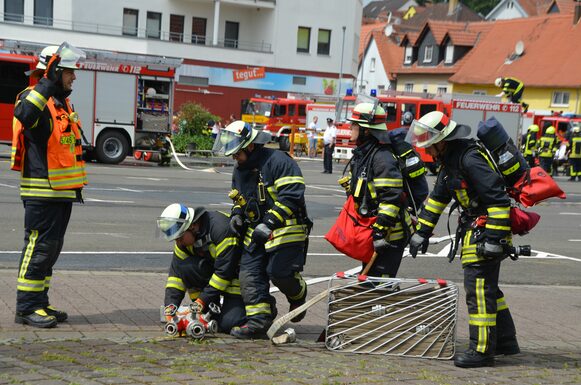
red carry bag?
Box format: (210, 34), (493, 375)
(510, 166), (566, 207)
(510, 207), (541, 235)
(325, 196), (376, 263)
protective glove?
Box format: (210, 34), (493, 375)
(372, 229), (390, 253)
(477, 241), (504, 259)
(190, 298), (205, 314)
(44, 54), (61, 83)
(229, 214), (244, 236)
(409, 233), (429, 258)
(252, 223), (272, 245)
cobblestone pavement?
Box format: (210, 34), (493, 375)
(0, 269), (580, 385)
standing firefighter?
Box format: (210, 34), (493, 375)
(495, 77), (528, 112)
(157, 204), (246, 333)
(221, 121), (310, 339)
(521, 124), (539, 168)
(346, 102), (418, 277)
(538, 125), (558, 174)
(568, 126), (581, 181)
(407, 111), (520, 368)
(10, 43), (87, 328)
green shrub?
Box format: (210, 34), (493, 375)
(171, 132), (214, 152)
(172, 102), (219, 152)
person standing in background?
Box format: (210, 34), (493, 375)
(322, 118), (336, 173)
(307, 116), (319, 158)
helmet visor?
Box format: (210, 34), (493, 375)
(157, 217), (189, 241)
(220, 130), (246, 156)
(406, 119), (445, 148)
(57, 42), (86, 69)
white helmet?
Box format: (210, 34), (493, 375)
(36, 42), (85, 70)
(157, 203), (205, 241)
(220, 120), (271, 156)
(494, 77), (503, 88)
(405, 110), (470, 148)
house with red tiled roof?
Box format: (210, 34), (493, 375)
(358, 21), (387, 60)
(486, 0), (576, 20)
(450, 11), (581, 114)
(356, 29), (403, 93)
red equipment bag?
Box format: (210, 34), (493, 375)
(510, 207), (541, 235)
(510, 166), (566, 207)
(325, 196), (376, 263)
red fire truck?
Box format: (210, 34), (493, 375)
(0, 47), (181, 164)
(241, 97), (312, 150)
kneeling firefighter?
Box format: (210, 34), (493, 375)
(407, 111), (520, 368)
(157, 203), (246, 333)
(221, 121), (311, 339)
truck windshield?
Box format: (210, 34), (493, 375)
(247, 101), (273, 117)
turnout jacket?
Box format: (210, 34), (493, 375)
(415, 139), (511, 264)
(165, 211), (241, 307)
(348, 139), (412, 242)
(521, 132), (538, 156)
(231, 146), (308, 252)
(537, 133), (557, 158)
(11, 77), (87, 202)
(501, 77), (524, 96)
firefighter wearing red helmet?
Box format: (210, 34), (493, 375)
(407, 111), (519, 368)
(10, 42), (87, 328)
(221, 121), (310, 339)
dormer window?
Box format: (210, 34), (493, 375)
(404, 46), (413, 64)
(423, 45), (433, 63)
(445, 44), (454, 64)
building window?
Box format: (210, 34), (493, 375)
(33, 0), (52, 25)
(317, 29), (331, 55)
(297, 27), (311, 53)
(473, 90), (487, 95)
(552, 91), (570, 106)
(370, 57), (376, 72)
(122, 8), (138, 36)
(4, 0), (24, 22)
(169, 14), (184, 42)
(179, 75), (209, 87)
(224, 21), (239, 48)
(423, 45), (433, 63)
(378, 85), (385, 91)
(192, 17), (207, 45)
(437, 86), (447, 95)
(404, 46), (413, 64)
(146, 11), (162, 39)
(293, 76), (307, 85)
(445, 44), (454, 64)
(404, 83), (414, 93)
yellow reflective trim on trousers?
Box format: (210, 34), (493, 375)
(188, 290), (201, 300)
(25, 89), (48, 111)
(20, 188), (77, 199)
(245, 302), (272, 316)
(225, 280), (241, 295)
(469, 313), (497, 326)
(19, 230), (38, 279)
(215, 237), (238, 257)
(275, 201), (293, 216)
(268, 209), (285, 223)
(166, 276), (185, 291)
(209, 274), (230, 292)
(487, 207), (510, 218)
(274, 176), (304, 189)
(475, 277), (488, 353)
(17, 277), (45, 292)
(288, 273), (306, 301)
(373, 178), (403, 188)
(455, 189), (470, 207)
(418, 218), (435, 228)
(497, 297), (508, 311)
(44, 276), (51, 288)
(174, 245), (189, 260)
(265, 233), (307, 250)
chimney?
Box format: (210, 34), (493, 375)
(575, 1), (581, 25)
(448, 0), (459, 16)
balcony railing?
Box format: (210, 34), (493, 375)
(1, 12), (272, 53)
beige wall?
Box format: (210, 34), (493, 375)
(395, 74), (452, 94)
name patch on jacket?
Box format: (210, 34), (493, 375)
(60, 135), (76, 145)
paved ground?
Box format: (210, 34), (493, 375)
(1, 269), (580, 385)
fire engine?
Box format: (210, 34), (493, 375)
(0, 43), (182, 164)
(241, 97), (312, 150)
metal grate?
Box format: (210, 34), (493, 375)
(325, 275), (458, 359)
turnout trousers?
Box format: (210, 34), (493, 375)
(17, 200), (72, 314)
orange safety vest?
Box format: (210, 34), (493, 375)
(11, 93), (87, 197)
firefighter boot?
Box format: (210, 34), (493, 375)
(230, 325), (268, 340)
(496, 337), (520, 356)
(454, 349), (495, 368)
(15, 309), (58, 328)
(45, 305), (68, 322)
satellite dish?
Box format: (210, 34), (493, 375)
(384, 24), (393, 37)
(515, 41), (525, 56)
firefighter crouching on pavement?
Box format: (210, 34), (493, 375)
(568, 126), (581, 181)
(10, 43), (87, 328)
(346, 103), (422, 277)
(157, 204), (246, 332)
(521, 124), (539, 168)
(538, 125), (558, 175)
(407, 111), (519, 368)
(221, 121), (310, 339)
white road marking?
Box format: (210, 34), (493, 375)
(560, 212), (581, 215)
(569, 239), (581, 242)
(308, 185), (344, 193)
(69, 232), (130, 239)
(118, 187), (142, 193)
(84, 198), (135, 204)
(0, 183), (16, 188)
(209, 202), (233, 206)
(127, 177), (168, 181)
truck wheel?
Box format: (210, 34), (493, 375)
(96, 131), (128, 164)
(279, 136), (290, 151)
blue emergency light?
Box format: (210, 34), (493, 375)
(346, 88), (353, 96)
(370, 89), (377, 97)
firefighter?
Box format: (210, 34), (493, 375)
(407, 111), (519, 368)
(221, 121), (310, 339)
(10, 43), (88, 328)
(346, 103), (417, 277)
(495, 77), (528, 112)
(538, 125), (558, 174)
(568, 126), (581, 181)
(157, 203), (246, 332)
(521, 124), (539, 167)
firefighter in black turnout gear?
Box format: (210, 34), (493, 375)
(407, 111), (520, 368)
(521, 124), (539, 168)
(345, 102), (421, 277)
(221, 121), (310, 339)
(157, 204), (246, 332)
